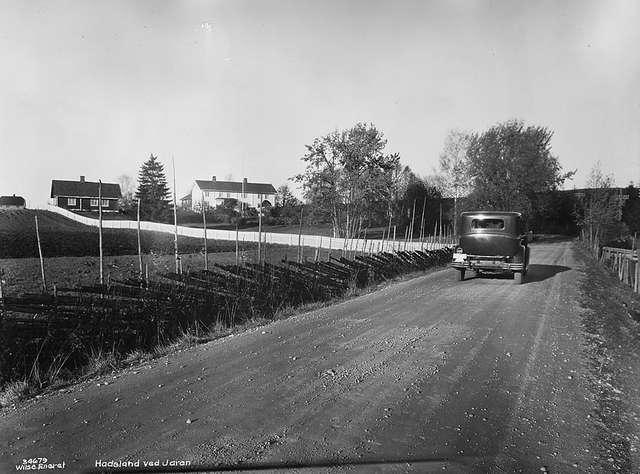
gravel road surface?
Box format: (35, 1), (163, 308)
(0, 241), (616, 472)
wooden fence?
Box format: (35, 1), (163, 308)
(45, 204), (456, 252)
(600, 246), (639, 293)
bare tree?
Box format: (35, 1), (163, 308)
(437, 130), (472, 234)
(117, 174), (135, 210)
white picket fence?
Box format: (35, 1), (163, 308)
(46, 204), (452, 252)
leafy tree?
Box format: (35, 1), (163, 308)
(437, 130), (473, 234)
(387, 164), (417, 228)
(275, 184), (300, 208)
(272, 184), (302, 225)
(622, 183), (640, 234)
(295, 123), (400, 237)
(220, 198), (239, 210)
(464, 120), (574, 219)
(575, 163), (624, 246)
(397, 179), (443, 237)
(531, 190), (578, 235)
(135, 154), (170, 221)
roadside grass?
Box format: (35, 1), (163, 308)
(576, 243), (640, 472)
(0, 262), (450, 410)
(0, 381), (31, 407)
(84, 349), (119, 377)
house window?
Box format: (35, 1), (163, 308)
(90, 199), (99, 207)
(227, 192), (230, 198)
(68, 197), (77, 206)
(101, 199), (109, 207)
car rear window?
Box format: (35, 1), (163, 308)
(471, 218), (504, 230)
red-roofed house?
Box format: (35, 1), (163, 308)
(50, 176), (122, 212)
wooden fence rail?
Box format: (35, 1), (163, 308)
(600, 246), (639, 293)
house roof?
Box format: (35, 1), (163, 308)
(0, 195), (25, 206)
(50, 180), (122, 199)
(195, 180), (276, 195)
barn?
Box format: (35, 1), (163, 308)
(50, 176), (122, 212)
(0, 195), (26, 210)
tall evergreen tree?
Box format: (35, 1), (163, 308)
(135, 154), (170, 221)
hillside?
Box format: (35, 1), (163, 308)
(0, 209), (93, 233)
(0, 209), (252, 258)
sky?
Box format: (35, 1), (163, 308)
(1, 0), (639, 207)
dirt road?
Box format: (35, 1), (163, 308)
(0, 241), (626, 472)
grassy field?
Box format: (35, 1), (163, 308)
(0, 209), (256, 258)
(0, 245), (334, 296)
(0, 208), (392, 296)
(0, 207), (452, 401)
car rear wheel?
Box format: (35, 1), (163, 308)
(456, 269), (465, 281)
(514, 272), (524, 284)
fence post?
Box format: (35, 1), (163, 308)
(35, 213), (47, 293)
(297, 206), (303, 264)
(137, 198), (143, 277)
(0, 268), (5, 310)
(258, 193), (263, 264)
(172, 157), (179, 274)
(201, 196), (208, 271)
(619, 253), (623, 281)
(98, 181), (103, 285)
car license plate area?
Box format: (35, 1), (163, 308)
(452, 253), (467, 263)
(469, 258), (508, 269)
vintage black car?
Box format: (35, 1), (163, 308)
(451, 211), (529, 284)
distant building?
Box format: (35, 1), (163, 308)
(50, 176), (122, 212)
(0, 194), (26, 210)
(179, 193), (192, 210)
(187, 176), (276, 211)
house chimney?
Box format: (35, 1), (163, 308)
(211, 176), (216, 182)
(80, 175), (85, 183)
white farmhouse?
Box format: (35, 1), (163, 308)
(184, 176), (277, 210)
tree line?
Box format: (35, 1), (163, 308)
(294, 119), (637, 246)
(293, 120), (573, 239)
(118, 121), (638, 247)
